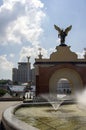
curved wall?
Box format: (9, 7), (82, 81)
(1, 103), (39, 130)
(49, 68), (83, 94)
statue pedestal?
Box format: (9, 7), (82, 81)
(50, 46), (77, 61)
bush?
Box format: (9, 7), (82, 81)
(0, 89), (7, 97)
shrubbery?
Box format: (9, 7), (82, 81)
(0, 89), (7, 97)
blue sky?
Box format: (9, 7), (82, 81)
(0, 0), (86, 79)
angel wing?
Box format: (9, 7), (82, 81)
(54, 24), (61, 33)
(65, 25), (72, 35)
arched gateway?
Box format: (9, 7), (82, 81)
(49, 68), (83, 94)
(34, 26), (86, 95)
(34, 45), (86, 95)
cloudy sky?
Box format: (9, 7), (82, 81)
(0, 0), (86, 79)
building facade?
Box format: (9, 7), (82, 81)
(12, 59), (31, 84)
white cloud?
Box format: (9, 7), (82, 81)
(0, 0), (46, 79)
(9, 53), (15, 58)
(0, 0), (45, 45)
(0, 55), (13, 70)
(0, 55), (13, 79)
(76, 51), (84, 59)
(19, 45), (49, 64)
(19, 46), (86, 65)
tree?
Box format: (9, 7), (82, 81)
(0, 89), (7, 97)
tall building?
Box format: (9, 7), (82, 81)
(12, 57), (31, 84)
(12, 68), (18, 83)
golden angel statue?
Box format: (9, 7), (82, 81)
(54, 24), (72, 45)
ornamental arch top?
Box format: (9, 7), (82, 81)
(34, 25), (86, 95)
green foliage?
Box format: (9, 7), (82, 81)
(0, 89), (7, 96)
(0, 80), (8, 84)
(0, 79), (12, 85)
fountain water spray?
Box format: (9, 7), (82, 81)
(41, 93), (66, 110)
(76, 88), (86, 110)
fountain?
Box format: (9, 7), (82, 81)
(76, 89), (86, 110)
(40, 93), (67, 110)
(15, 95), (86, 130)
(1, 91), (86, 130)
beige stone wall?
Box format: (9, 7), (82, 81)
(50, 46), (77, 61)
(49, 68), (83, 94)
(35, 46), (86, 62)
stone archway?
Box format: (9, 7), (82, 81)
(49, 68), (83, 94)
(57, 78), (72, 94)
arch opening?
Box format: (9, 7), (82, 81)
(57, 78), (72, 95)
(49, 68), (83, 94)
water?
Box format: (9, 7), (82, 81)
(15, 90), (86, 130)
(76, 89), (86, 111)
(40, 94), (66, 110)
(15, 104), (86, 130)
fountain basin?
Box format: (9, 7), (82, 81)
(1, 102), (86, 130)
(1, 103), (39, 130)
(15, 103), (86, 130)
